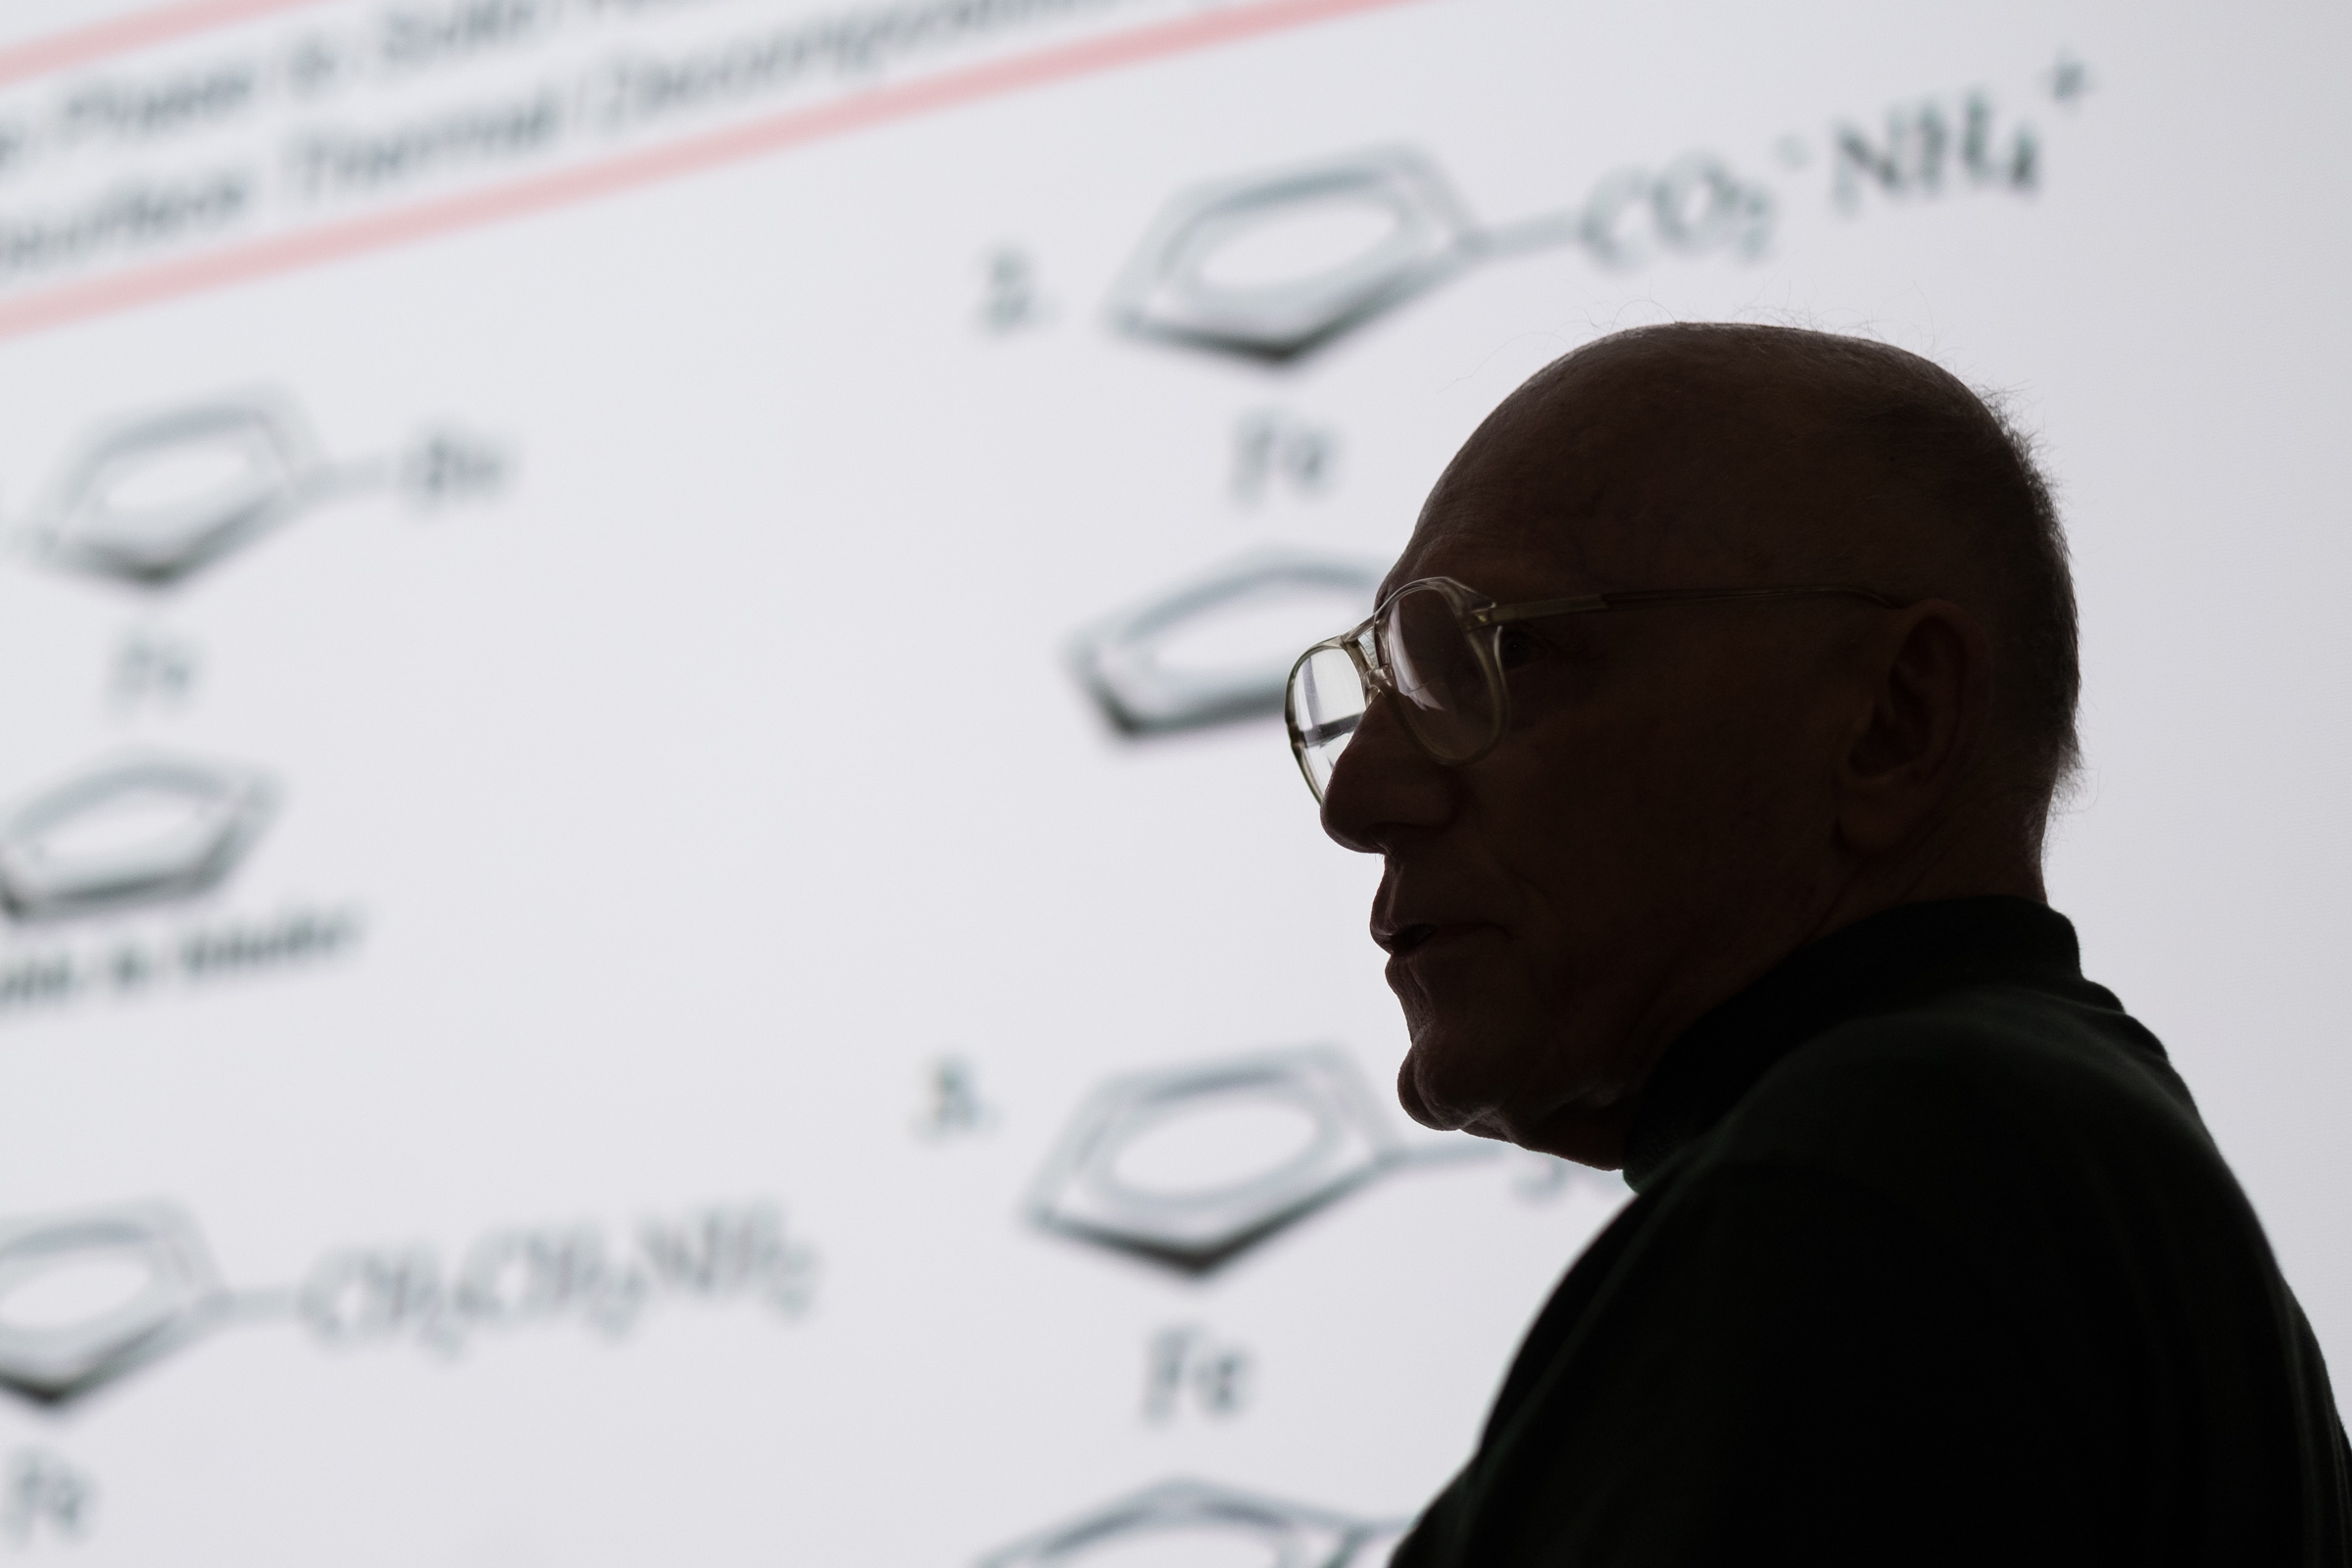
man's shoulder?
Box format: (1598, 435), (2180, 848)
(1686, 977), (2245, 1248)
(1729, 973), (2199, 1148)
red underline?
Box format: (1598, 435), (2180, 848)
(0, 0), (1432, 343)
(0, 0), (334, 89)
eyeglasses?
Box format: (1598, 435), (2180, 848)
(1284, 576), (1900, 802)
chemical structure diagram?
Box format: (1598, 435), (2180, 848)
(978, 1478), (1407, 1568)
(0, 752), (275, 924)
(1067, 551), (1383, 738)
(914, 1055), (997, 1140)
(1025, 1046), (1525, 1278)
(1829, 90), (2039, 210)
(30, 400), (318, 588)
(1143, 1324), (1250, 1423)
(0, 1204), (220, 1408)
(109, 629), (200, 710)
(978, 247), (1050, 332)
(0, 384), (507, 1011)
(0, 749), (327, 1017)
(0, 902), (361, 1016)
(0, 1198), (816, 1410)
(1231, 410), (1338, 505)
(1108, 146), (1774, 366)
(16, 391), (505, 592)
(0, 1449), (89, 1544)
(1102, 71), (2065, 368)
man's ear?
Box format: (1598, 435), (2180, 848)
(1835, 600), (1994, 854)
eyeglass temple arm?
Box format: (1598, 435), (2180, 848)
(1469, 584), (1901, 627)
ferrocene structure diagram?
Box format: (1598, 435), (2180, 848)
(1026, 1046), (1493, 1277)
(0, 753), (275, 923)
(1108, 146), (1774, 365)
(0, 750), (353, 1018)
(30, 399), (324, 588)
(978, 1477), (1408, 1568)
(0, 1199), (817, 1409)
(18, 391), (505, 590)
(1068, 552), (1383, 738)
(0, 1205), (221, 1407)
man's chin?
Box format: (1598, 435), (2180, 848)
(1394, 1050), (1458, 1131)
(1395, 1035), (1512, 1135)
(1388, 972), (1529, 1130)
(1396, 1034), (1633, 1168)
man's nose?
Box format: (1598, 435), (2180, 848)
(1318, 690), (1457, 854)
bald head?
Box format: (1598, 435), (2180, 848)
(1429, 322), (2079, 838)
(1321, 323), (2079, 1164)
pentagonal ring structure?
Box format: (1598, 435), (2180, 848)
(32, 398), (320, 588)
(1068, 552), (1383, 737)
(1027, 1047), (1401, 1276)
(0, 1202), (222, 1406)
(978, 1478), (1403, 1568)
(0, 754), (277, 922)
(1110, 149), (1477, 363)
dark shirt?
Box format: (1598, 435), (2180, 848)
(1394, 898), (2351, 1567)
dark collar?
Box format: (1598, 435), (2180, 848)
(1619, 897), (2086, 1192)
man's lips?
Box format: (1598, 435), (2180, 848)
(1375, 920), (1494, 956)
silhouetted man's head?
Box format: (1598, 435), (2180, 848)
(1320, 323), (2078, 1167)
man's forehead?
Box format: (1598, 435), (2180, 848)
(1385, 449), (1753, 603)
(1383, 343), (1861, 602)
(1384, 491), (1608, 601)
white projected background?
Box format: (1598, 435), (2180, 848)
(0, 0), (2341, 1561)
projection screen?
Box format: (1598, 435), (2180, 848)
(0, 0), (2342, 1560)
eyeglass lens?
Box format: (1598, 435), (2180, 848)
(1287, 584), (1504, 799)
(1383, 585), (1497, 761)
(1289, 643), (1366, 800)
